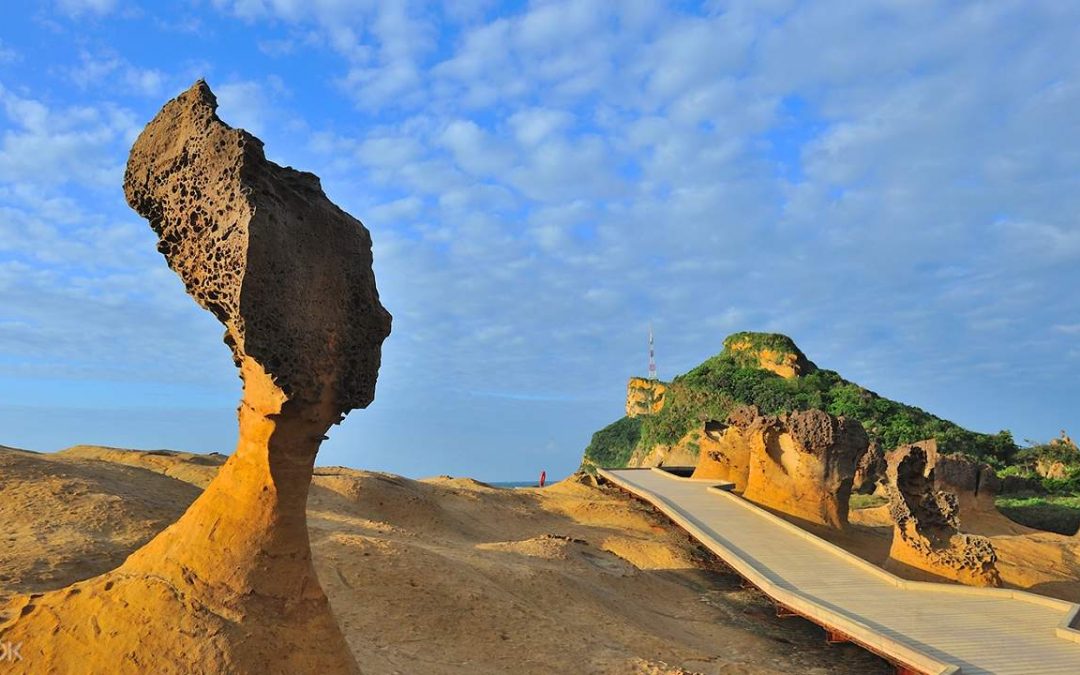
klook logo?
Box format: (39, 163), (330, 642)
(0, 641), (22, 662)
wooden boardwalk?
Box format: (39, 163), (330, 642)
(599, 467), (1080, 675)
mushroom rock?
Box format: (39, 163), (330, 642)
(0, 81), (391, 673)
(742, 409), (867, 528)
(885, 446), (1001, 587)
(692, 406), (866, 528)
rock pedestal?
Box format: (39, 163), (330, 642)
(0, 81), (391, 673)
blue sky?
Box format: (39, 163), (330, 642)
(0, 1), (1077, 480)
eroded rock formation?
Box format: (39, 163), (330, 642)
(880, 440), (999, 515)
(852, 441), (885, 495)
(0, 81), (391, 673)
(933, 453), (1000, 514)
(625, 376), (667, 417)
(722, 335), (815, 379)
(691, 406), (759, 490)
(692, 407), (866, 527)
(885, 445), (1001, 587)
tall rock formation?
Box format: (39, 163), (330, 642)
(0, 81), (391, 673)
(885, 445), (1001, 587)
(692, 407), (866, 528)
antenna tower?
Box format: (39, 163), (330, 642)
(648, 323), (657, 381)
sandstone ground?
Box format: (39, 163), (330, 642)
(0, 445), (891, 674)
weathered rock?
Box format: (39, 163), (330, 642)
(933, 453), (999, 514)
(1000, 474), (1046, 494)
(885, 440), (999, 515)
(626, 377), (667, 417)
(693, 406), (866, 528)
(0, 81), (391, 673)
(1036, 458), (1070, 479)
(722, 334), (815, 379)
(885, 446), (1001, 587)
(887, 438), (939, 473)
(852, 441), (886, 495)
(691, 407), (760, 490)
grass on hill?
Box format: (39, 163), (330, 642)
(995, 494), (1080, 536)
(616, 349), (1018, 469)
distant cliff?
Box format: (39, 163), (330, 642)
(581, 332), (1017, 472)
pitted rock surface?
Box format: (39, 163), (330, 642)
(693, 407), (866, 527)
(124, 80), (391, 412)
(885, 446), (1000, 587)
(0, 81), (388, 674)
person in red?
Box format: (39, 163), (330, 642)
(539, 470), (547, 488)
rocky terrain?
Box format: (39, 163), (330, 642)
(582, 331), (1080, 598)
(691, 406), (866, 528)
(0, 444), (891, 675)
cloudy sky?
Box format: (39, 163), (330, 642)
(0, 1), (1077, 480)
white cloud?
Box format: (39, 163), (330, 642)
(55, 0), (119, 17)
(0, 40), (17, 65)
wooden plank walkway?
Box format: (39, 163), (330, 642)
(599, 467), (1080, 675)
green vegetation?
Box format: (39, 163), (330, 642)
(582, 331), (1021, 470)
(995, 440), (1080, 494)
(995, 494), (1080, 535)
(639, 349), (1016, 466)
(849, 493), (889, 510)
(721, 331), (807, 369)
(580, 416), (642, 472)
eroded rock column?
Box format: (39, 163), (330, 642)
(0, 80), (391, 674)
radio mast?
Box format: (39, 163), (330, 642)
(648, 323), (657, 381)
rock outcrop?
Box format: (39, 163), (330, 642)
(626, 376), (667, 417)
(881, 440), (999, 515)
(0, 81), (391, 673)
(885, 445), (1001, 587)
(933, 453), (1000, 514)
(852, 441), (885, 495)
(693, 407), (866, 527)
(691, 406), (759, 490)
(722, 333), (815, 379)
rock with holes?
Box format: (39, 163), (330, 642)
(852, 440), (886, 495)
(692, 406), (866, 527)
(691, 406), (759, 490)
(0, 80), (390, 674)
(885, 445), (1001, 587)
(885, 440), (999, 516)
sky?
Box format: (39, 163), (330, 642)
(0, 1), (1077, 481)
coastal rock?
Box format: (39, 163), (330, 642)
(722, 334), (815, 379)
(0, 80), (391, 673)
(743, 409), (867, 527)
(852, 441), (886, 495)
(690, 406), (760, 490)
(693, 406), (866, 527)
(1036, 459), (1070, 480)
(626, 377), (667, 417)
(884, 440), (999, 515)
(933, 453), (999, 514)
(1000, 474), (1045, 494)
(885, 446), (1001, 587)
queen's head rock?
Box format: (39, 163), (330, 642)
(124, 79), (391, 415)
(0, 80), (390, 674)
